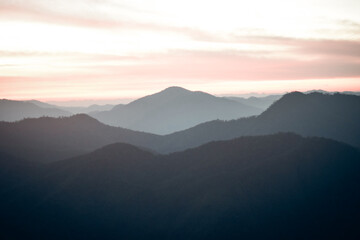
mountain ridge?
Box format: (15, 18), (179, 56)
(0, 114), (162, 163)
(1, 91), (359, 163)
(1, 133), (359, 239)
(91, 86), (262, 134)
(158, 91), (360, 152)
(0, 99), (72, 122)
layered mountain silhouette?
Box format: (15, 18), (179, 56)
(0, 99), (71, 121)
(0, 114), (161, 163)
(225, 94), (281, 110)
(62, 104), (115, 114)
(159, 91), (360, 152)
(91, 86), (262, 134)
(1, 92), (359, 163)
(1, 133), (360, 239)
(1, 99), (114, 122)
(27, 99), (59, 109)
(29, 100), (115, 114)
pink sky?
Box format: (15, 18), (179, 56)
(0, 0), (360, 101)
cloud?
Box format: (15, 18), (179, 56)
(0, 0), (226, 46)
(1, 1), (359, 82)
(1, 47), (360, 81)
(337, 19), (360, 35)
(0, 50), (141, 61)
(296, 39), (360, 58)
(0, 2), (134, 29)
(225, 35), (360, 59)
(2, 0), (359, 52)
(77, 50), (360, 81)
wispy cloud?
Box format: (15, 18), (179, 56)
(233, 36), (360, 58)
(0, 2), (141, 29)
(93, 50), (360, 80)
(0, 0), (227, 45)
(2, 48), (359, 81)
(0, 0), (359, 99)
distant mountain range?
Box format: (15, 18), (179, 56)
(0, 99), (115, 122)
(224, 94), (282, 109)
(0, 99), (72, 121)
(90, 87), (263, 134)
(1, 91), (359, 163)
(0, 114), (161, 163)
(3, 88), (357, 135)
(1, 87), (278, 134)
(1, 133), (359, 239)
(28, 100), (115, 114)
(159, 91), (360, 152)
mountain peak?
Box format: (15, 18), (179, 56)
(126, 86), (193, 107)
(69, 113), (97, 121)
(284, 91), (305, 97)
(162, 86), (189, 92)
(156, 86), (216, 99)
(159, 86), (191, 95)
(93, 142), (154, 158)
(92, 86), (263, 134)
(62, 114), (109, 126)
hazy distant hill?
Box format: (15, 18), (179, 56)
(0, 114), (161, 163)
(1, 134), (359, 239)
(225, 94), (282, 110)
(27, 100), (58, 109)
(225, 90), (360, 110)
(29, 100), (115, 114)
(305, 89), (360, 96)
(91, 86), (262, 134)
(0, 99), (71, 121)
(59, 104), (116, 114)
(158, 91), (360, 152)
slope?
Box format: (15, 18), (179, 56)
(1, 134), (359, 239)
(0, 99), (72, 121)
(158, 92), (360, 152)
(91, 86), (262, 134)
(0, 114), (161, 163)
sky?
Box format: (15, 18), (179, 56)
(0, 0), (360, 102)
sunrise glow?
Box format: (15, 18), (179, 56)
(1, 0), (360, 101)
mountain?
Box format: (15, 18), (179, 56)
(1, 133), (360, 239)
(29, 100), (115, 114)
(343, 91), (360, 96)
(305, 89), (360, 96)
(0, 114), (161, 163)
(27, 99), (58, 108)
(225, 94), (282, 110)
(226, 90), (360, 111)
(0, 151), (40, 191)
(1, 92), (359, 161)
(58, 104), (116, 114)
(157, 91), (360, 153)
(0, 99), (72, 121)
(91, 86), (262, 134)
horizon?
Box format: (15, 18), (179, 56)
(2, 86), (360, 107)
(1, 0), (360, 101)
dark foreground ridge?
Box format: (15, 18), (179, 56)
(1, 133), (360, 239)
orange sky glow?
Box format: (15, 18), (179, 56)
(0, 0), (360, 102)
